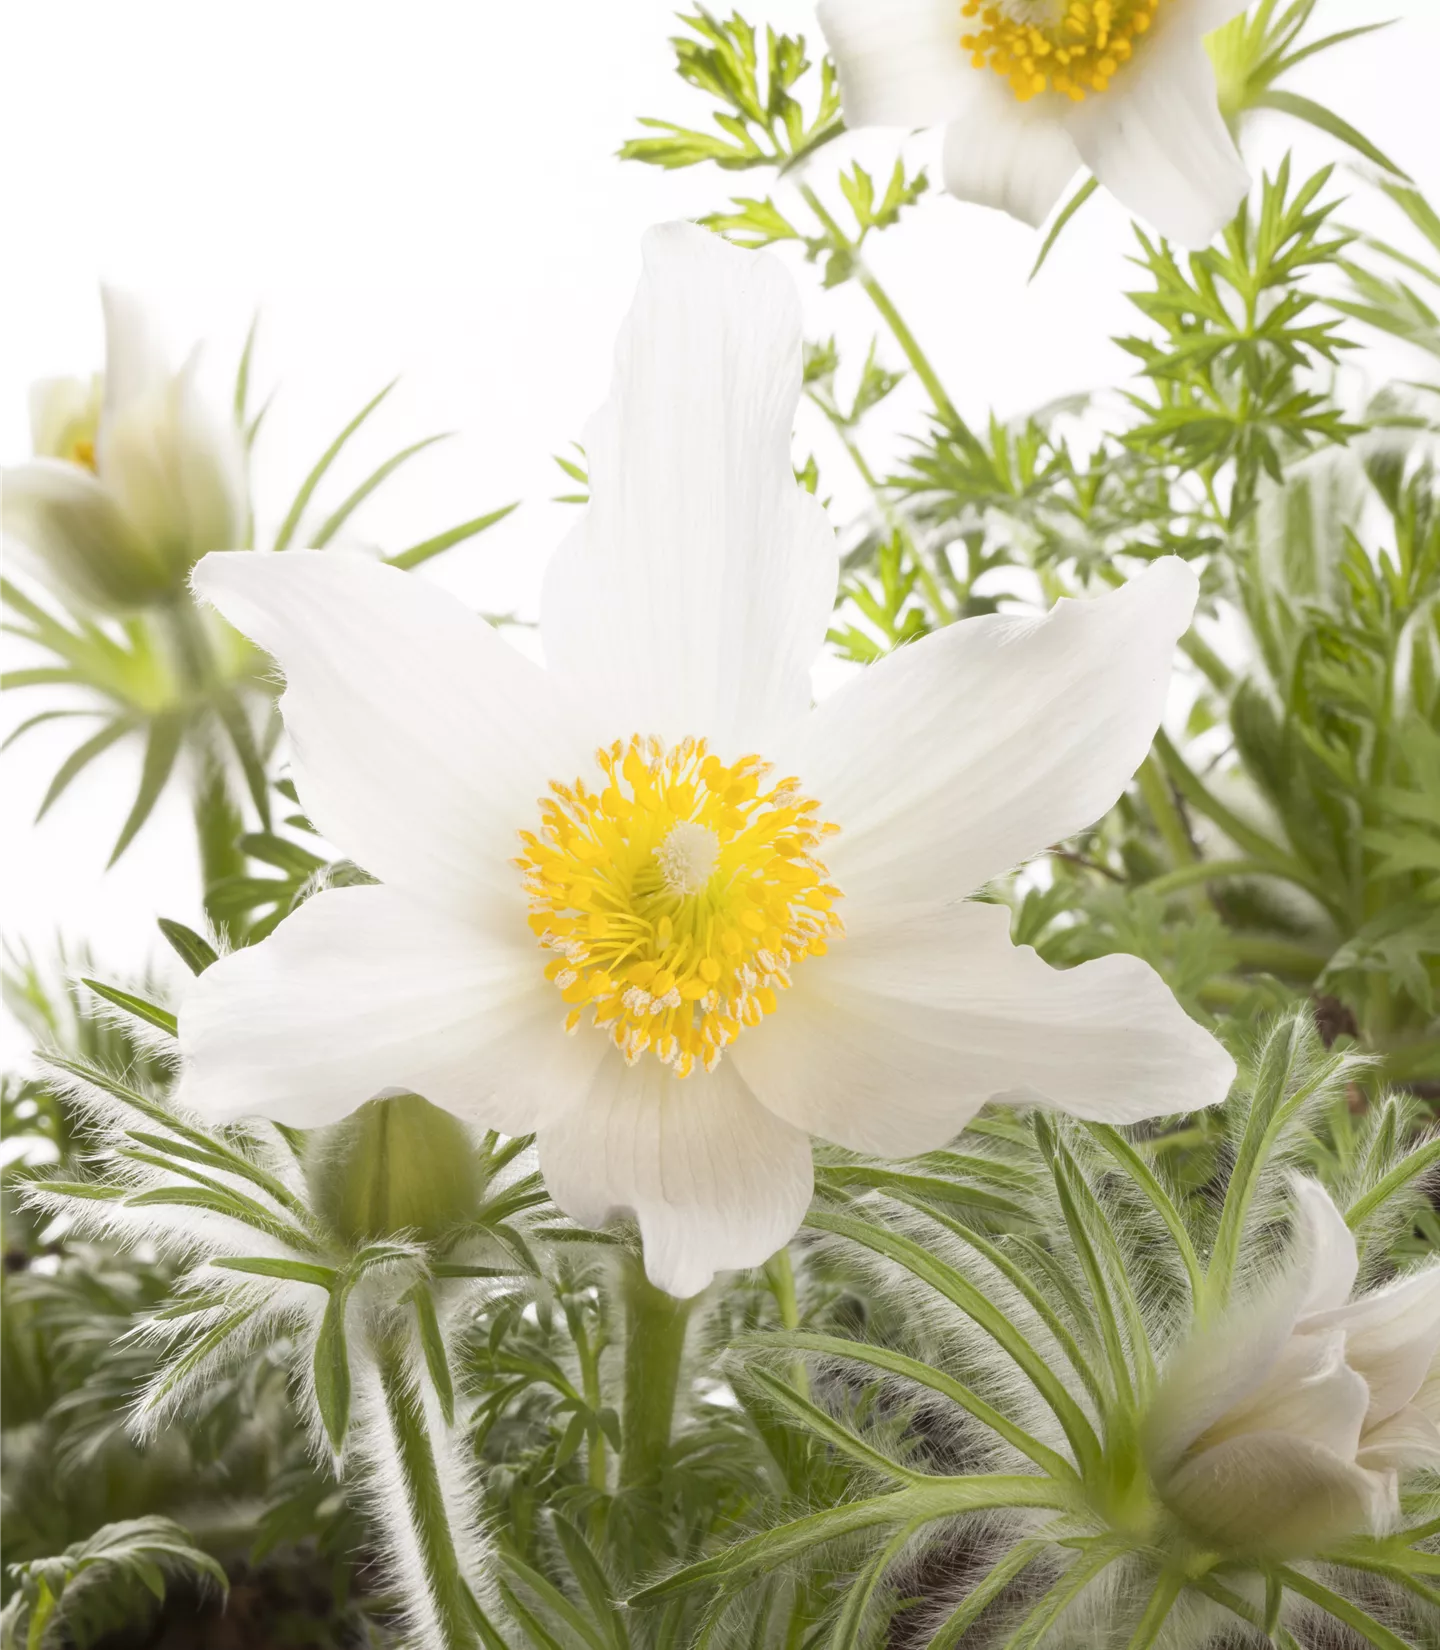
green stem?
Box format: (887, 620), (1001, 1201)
(1152, 731), (1346, 924)
(798, 183), (960, 425)
(373, 1332), (491, 1650)
(1226, 935), (1331, 978)
(765, 1246), (809, 1400)
(1138, 754), (1196, 866)
(619, 1256), (692, 1489)
(1126, 1569), (1185, 1650)
(1143, 857), (1316, 899)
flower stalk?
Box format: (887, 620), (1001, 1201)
(618, 1254), (692, 1489)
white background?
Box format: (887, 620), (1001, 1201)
(3, 0), (1438, 1063)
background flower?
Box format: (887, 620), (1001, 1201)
(818, 0), (1251, 246)
(4, 289), (247, 612)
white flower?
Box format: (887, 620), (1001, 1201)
(817, 0), (1251, 249)
(4, 289), (246, 610)
(1148, 1178), (1440, 1556)
(179, 223), (1233, 1297)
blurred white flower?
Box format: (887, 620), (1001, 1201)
(817, 0), (1250, 248)
(1149, 1177), (1440, 1556)
(4, 289), (247, 610)
(179, 223), (1233, 1296)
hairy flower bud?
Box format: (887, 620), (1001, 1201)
(4, 289), (246, 611)
(1146, 1179), (1440, 1557)
(305, 1091), (487, 1247)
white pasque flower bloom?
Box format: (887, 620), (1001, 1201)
(180, 223), (1233, 1297)
(817, 0), (1251, 249)
(1149, 1178), (1440, 1556)
(4, 289), (246, 610)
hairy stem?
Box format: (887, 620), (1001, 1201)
(370, 1329), (497, 1650)
(619, 1255), (692, 1488)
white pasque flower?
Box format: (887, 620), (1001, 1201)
(1149, 1178), (1440, 1556)
(4, 289), (246, 610)
(817, 0), (1251, 249)
(180, 223), (1233, 1297)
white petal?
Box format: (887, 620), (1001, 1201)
(732, 900), (1233, 1157)
(537, 1053), (814, 1298)
(816, 0), (978, 128)
(1357, 1405), (1440, 1473)
(101, 354), (247, 570)
(1063, 30), (1249, 250)
(1195, 1329), (1368, 1462)
(1308, 1263), (1440, 1429)
(193, 550), (594, 920)
(1292, 1176), (1359, 1317)
(29, 375), (101, 460)
(781, 559), (1198, 909)
(942, 84), (1082, 229)
(540, 223), (838, 751)
(1, 458), (162, 608)
(1162, 1433), (1394, 1553)
(100, 286), (169, 414)
(179, 884), (601, 1134)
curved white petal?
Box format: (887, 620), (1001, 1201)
(540, 224), (838, 752)
(781, 558), (1198, 909)
(193, 550), (594, 920)
(1162, 1433), (1394, 1553)
(1357, 1404), (1440, 1473)
(817, 0), (978, 128)
(1063, 30), (1248, 250)
(1307, 1263), (1440, 1428)
(101, 355), (247, 570)
(179, 884), (601, 1134)
(1293, 1176), (1360, 1317)
(537, 1053), (814, 1297)
(1195, 1330), (1368, 1461)
(942, 84), (1082, 229)
(100, 286), (169, 414)
(732, 899), (1233, 1157)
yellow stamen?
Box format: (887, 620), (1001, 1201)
(518, 735), (844, 1077)
(959, 0), (1165, 103)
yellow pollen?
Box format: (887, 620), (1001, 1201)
(518, 734), (844, 1078)
(958, 0), (1165, 102)
(70, 437), (97, 472)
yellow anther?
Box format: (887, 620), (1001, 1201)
(517, 733), (844, 1078)
(957, 0), (1168, 104)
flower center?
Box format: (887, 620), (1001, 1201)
(960, 0), (1166, 103)
(516, 735), (844, 1078)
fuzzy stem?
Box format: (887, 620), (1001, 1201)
(619, 1255), (692, 1489)
(372, 1331), (493, 1650)
(765, 1246), (809, 1400)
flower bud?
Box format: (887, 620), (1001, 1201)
(304, 1091), (487, 1248)
(1146, 1179), (1440, 1558)
(4, 288), (247, 612)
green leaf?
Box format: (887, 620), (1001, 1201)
(551, 1515), (629, 1650)
(408, 1280), (455, 1425)
(35, 717), (135, 822)
(157, 917), (219, 977)
(213, 1256), (337, 1288)
(80, 978), (177, 1037)
(1253, 89), (1410, 179)
(1031, 176), (1099, 280)
(314, 1283), (353, 1451)
(310, 432), (452, 549)
(234, 311), (261, 423)
(384, 501), (519, 570)
(272, 379), (397, 553)
(108, 713), (184, 867)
